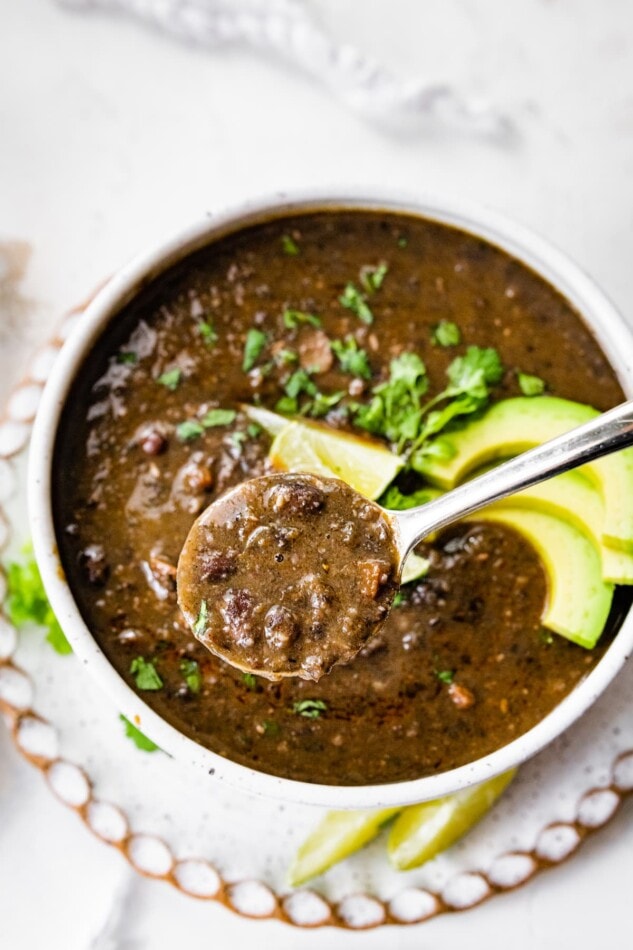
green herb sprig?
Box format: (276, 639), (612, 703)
(293, 699), (327, 719)
(120, 715), (159, 752)
(130, 657), (163, 691)
(5, 548), (71, 655)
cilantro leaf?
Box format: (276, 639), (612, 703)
(354, 353), (428, 445)
(293, 699), (327, 719)
(518, 372), (545, 396)
(446, 346), (503, 397)
(5, 550), (71, 655)
(303, 391), (345, 419)
(120, 715), (159, 752)
(242, 328), (268, 372)
(393, 590), (407, 607)
(180, 658), (202, 694)
(379, 484), (438, 510)
(436, 669), (455, 684)
(117, 351), (138, 365)
(242, 672), (258, 691)
(431, 321), (461, 347)
(130, 657), (163, 691)
(275, 395), (298, 414)
(197, 320), (218, 346)
(284, 368), (318, 400)
(331, 336), (372, 379)
(283, 309), (321, 329)
(360, 262), (388, 294)
(176, 419), (205, 442)
(157, 368), (182, 391)
(339, 283), (373, 324)
(201, 408), (237, 428)
(281, 234), (300, 256)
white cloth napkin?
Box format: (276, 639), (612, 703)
(57, 0), (511, 140)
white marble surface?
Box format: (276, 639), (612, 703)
(2, 0), (633, 946)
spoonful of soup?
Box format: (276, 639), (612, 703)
(177, 400), (633, 681)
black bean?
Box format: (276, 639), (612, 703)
(264, 605), (299, 648)
(199, 550), (237, 582)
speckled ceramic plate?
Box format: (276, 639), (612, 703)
(1, 310), (633, 930)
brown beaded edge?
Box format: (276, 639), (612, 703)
(0, 307), (632, 930)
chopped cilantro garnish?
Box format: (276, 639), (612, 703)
(176, 420), (205, 442)
(281, 234), (300, 256)
(180, 658), (202, 694)
(275, 348), (298, 366)
(436, 669), (455, 684)
(243, 328), (268, 372)
(380, 484), (438, 510)
(397, 236), (408, 248)
(339, 282), (373, 324)
(197, 320), (218, 346)
(393, 590), (407, 608)
(130, 657), (163, 691)
(117, 351), (137, 365)
(293, 699), (327, 719)
(242, 672), (258, 690)
(201, 408), (237, 428)
(5, 549), (72, 655)
(157, 368), (182, 391)
(262, 719), (280, 736)
(354, 352), (428, 444)
(285, 368), (318, 400)
(246, 422), (262, 438)
(331, 336), (372, 380)
(517, 372), (546, 396)
(303, 391), (345, 419)
(177, 408), (236, 441)
(431, 321), (461, 347)
(119, 715), (159, 752)
(540, 629), (554, 645)
(275, 395), (299, 415)
(360, 262), (388, 294)
(352, 346), (503, 471)
(194, 601), (208, 637)
(283, 309), (321, 329)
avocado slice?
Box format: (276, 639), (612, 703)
(493, 471), (633, 585)
(474, 507), (614, 649)
(417, 397), (633, 553)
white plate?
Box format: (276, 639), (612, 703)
(2, 314), (633, 930)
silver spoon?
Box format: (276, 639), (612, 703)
(178, 400), (633, 681)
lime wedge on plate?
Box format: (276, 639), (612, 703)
(288, 808), (400, 887)
(388, 770), (516, 870)
(269, 420), (403, 501)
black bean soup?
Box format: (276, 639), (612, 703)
(54, 210), (627, 785)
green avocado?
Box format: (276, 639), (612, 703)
(492, 470), (633, 585)
(474, 506), (614, 649)
(417, 396), (633, 553)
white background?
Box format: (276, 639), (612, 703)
(2, 1), (633, 947)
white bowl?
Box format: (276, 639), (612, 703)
(28, 188), (633, 809)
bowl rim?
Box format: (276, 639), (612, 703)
(28, 186), (633, 809)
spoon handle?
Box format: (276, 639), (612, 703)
(394, 399), (633, 559)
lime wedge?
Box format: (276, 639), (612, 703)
(388, 770), (516, 871)
(241, 404), (289, 437)
(269, 420), (403, 501)
(288, 808), (400, 887)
